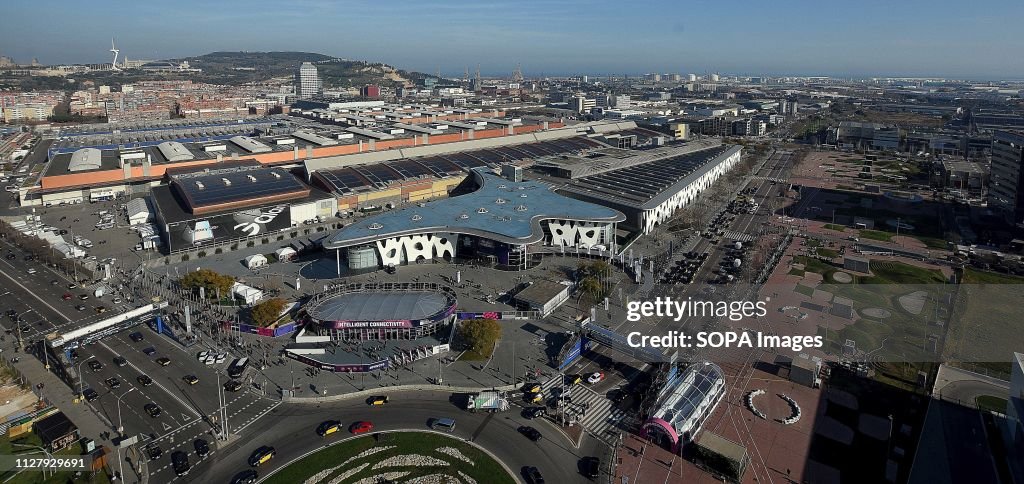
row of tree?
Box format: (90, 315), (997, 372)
(0, 219), (94, 281)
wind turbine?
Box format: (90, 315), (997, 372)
(110, 38), (121, 71)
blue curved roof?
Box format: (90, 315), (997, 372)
(324, 168), (625, 249)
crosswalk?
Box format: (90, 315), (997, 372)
(534, 375), (626, 443)
(722, 230), (755, 242)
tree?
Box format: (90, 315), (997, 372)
(179, 268), (235, 297)
(576, 260), (611, 306)
(251, 298), (287, 327)
(457, 318), (501, 358)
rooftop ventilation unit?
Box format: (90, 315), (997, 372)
(247, 175), (257, 182)
(222, 178), (231, 186)
(411, 214), (423, 221)
(195, 181), (205, 189)
(368, 223), (384, 230)
(271, 172), (282, 179)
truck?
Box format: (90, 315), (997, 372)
(465, 391), (509, 413)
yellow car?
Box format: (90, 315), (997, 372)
(527, 392), (543, 404)
(317, 420), (343, 437)
(566, 374), (582, 385)
(248, 446), (275, 467)
(366, 396), (389, 405)
(523, 383), (541, 394)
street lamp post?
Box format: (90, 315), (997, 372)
(77, 355), (95, 397)
(115, 387), (136, 434)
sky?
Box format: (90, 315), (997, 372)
(4, 0), (1024, 79)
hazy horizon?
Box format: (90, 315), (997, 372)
(4, 0), (1024, 80)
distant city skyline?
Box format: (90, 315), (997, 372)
(4, 0), (1024, 80)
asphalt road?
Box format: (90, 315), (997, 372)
(186, 390), (604, 484)
(0, 236), (609, 484)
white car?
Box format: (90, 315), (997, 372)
(587, 372), (605, 384)
(26, 268), (36, 274)
(197, 351), (209, 361)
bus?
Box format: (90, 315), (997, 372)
(228, 357), (249, 378)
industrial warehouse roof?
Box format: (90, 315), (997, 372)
(170, 165), (310, 211)
(557, 145), (740, 210)
(313, 136), (605, 196)
(308, 291), (451, 322)
(157, 141), (194, 162)
(150, 180), (333, 225)
(68, 148), (102, 172)
(323, 168), (625, 249)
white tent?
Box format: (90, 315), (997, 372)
(274, 247), (296, 262)
(126, 198), (153, 225)
(244, 254), (268, 269)
(231, 282), (264, 305)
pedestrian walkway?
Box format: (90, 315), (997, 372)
(722, 230), (755, 242)
(536, 375), (626, 444)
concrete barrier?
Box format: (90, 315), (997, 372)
(282, 382), (521, 404)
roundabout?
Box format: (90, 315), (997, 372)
(264, 431), (515, 484)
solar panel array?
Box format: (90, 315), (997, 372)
(316, 136), (605, 195)
(564, 146), (732, 205)
(173, 168), (309, 209)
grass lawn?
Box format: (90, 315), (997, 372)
(860, 229), (894, 242)
(859, 261), (946, 284)
(977, 395), (1009, 414)
(823, 223), (846, 232)
(794, 284), (815, 297)
(816, 248), (839, 258)
(265, 432), (514, 484)
(962, 268), (1024, 284)
(0, 433), (111, 484)
(792, 255), (841, 281)
(915, 236), (950, 250)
